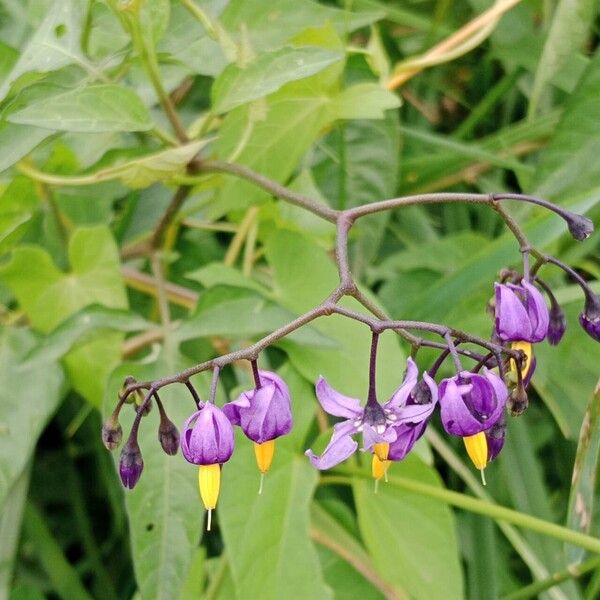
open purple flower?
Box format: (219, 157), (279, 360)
(181, 402), (234, 465)
(305, 358), (437, 469)
(495, 280), (549, 343)
(439, 369), (507, 437)
(223, 371), (292, 444)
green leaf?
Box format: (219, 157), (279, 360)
(103, 352), (206, 600)
(0, 328), (64, 509)
(532, 50), (600, 200)
(0, 122), (53, 174)
(8, 84), (154, 132)
(329, 83), (400, 120)
(0, 226), (127, 406)
(185, 262), (271, 295)
(566, 380), (600, 563)
(0, 0), (86, 102)
(528, 0), (596, 117)
(212, 46), (343, 113)
(353, 456), (464, 600)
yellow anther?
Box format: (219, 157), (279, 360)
(198, 464), (221, 530)
(510, 341), (533, 381)
(463, 432), (488, 486)
(371, 453), (391, 482)
(373, 442), (390, 461)
(254, 439), (276, 474)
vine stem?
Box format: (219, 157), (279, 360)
(332, 466), (600, 554)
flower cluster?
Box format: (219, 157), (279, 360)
(103, 260), (600, 529)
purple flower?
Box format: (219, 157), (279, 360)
(495, 280), (549, 343)
(223, 371), (292, 443)
(305, 358), (437, 469)
(181, 403), (234, 465)
(579, 293), (600, 342)
(485, 416), (506, 462)
(439, 370), (507, 437)
(119, 439), (144, 489)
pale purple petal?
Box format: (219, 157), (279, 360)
(385, 358), (419, 409)
(522, 281), (549, 342)
(181, 403), (234, 465)
(315, 377), (362, 418)
(439, 378), (486, 436)
(222, 392), (251, 425)
(362, 423), (397, 451)
(481, 369), (508, 426)
(238, 382), (293, 443)
(495, 283), (533, 342)
(305, 420), (359, 469)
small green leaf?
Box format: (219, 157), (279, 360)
(330, 83), (400, 120)
(0, 122), (53, 174)
(185, 262), (271, 295)
(8, 84), (154, 133)
(212, 46), (343, 113)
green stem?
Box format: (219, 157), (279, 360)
(23, 503), (93, 600)
(180, 0), (218, 40)
(501, 556), (600, 600)
(332, 466), (600, 554)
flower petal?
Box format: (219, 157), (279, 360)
(315, 376), (362, 418)
(481, 368), (508, 426)
(439, 378), (486, 436)
(385, 357), (419, 409)
(222, 391), (251, 426)
(181, 403), (234, 465)
(495, 283), (533, 342)
(388, 422), (427, 461)
(362, 423), (397, 451)
(305, 420), (358, 469)
(522, 280), (549, 342)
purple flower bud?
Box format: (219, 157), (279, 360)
(495, 280), (549, 343)
(181, 403), (234, 465)
(102, 416), (122, 451)
(566, 213), (594, 241)
(119, 440), (144, 489)
(579, 293), (600, 342)
(159, 418), (180, 456)
(223, 371), (293, 444)
(485, 416), (506, 462)
(439, 369), (507, 436)
(547, 303), (566, 345)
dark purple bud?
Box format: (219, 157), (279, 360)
(508, 383), (528, 416)
(102, 416), (123, 451)
(494, 280), (549, 343)
(579, 293), (600, 342)
(439, 369), (507, 436)
(119, 439), (144, 489)
(159, 418), (180, 456)
(223, 371), (293, 444)
(181, 403), (234, 465)
(485, 416), (506, 462)
(547, 303), (566, 345)
(566, 213), (594, 241)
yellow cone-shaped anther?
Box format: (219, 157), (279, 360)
(463, 432), (488, 485)
(510, 341), (533, 381)
(254, 439), (276, 474)
(373, 442), (390, 461)
(372, 454), (391, 481)
(198, 463), (221, 524)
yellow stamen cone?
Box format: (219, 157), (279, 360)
(199, 464), (221, 530)
(254, 440), (275, 474)
(463, 432), (488, 486)
(373, 442), (390, 461)
(510, 341), (533, 381)
(372, 453), (391, 484)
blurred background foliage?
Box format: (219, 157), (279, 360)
(0, 1), (599, 599)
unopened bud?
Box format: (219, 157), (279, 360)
(159, 418), (180, 456)
(547, 303), (566, 346)
(566, 214), (593, 241)
(119, 440), (144, 489)
(102, 416), (123, 451)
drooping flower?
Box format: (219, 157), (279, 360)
(579, 292), (600, 342)
(119, 439), (144, 489)
(439, 369), (508, 481)
(223, 370), (293, 491)
(494, 280), (549, 343)
(305, 358), (437, 470)
(181, 402), (235, 530)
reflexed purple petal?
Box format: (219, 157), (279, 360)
(439, 378), (489, 436)
(238, 382), (293, 443)
(385, 358), (419, 409)
(485, 416), (506, 461)
(362, 423), (397, 451)
(181, 404), (234, 465)
(394, 402), (436, 424)
(495, 283), (533, 342)
(580, 311), (600, 342)
(305, 420), (359, 469)
(222, 392), (251, 426)
(388, 422), (427, 461)
(522, 281), (550, 342)
(315, 377), (362, 418)
(481, 369), (508, 426)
